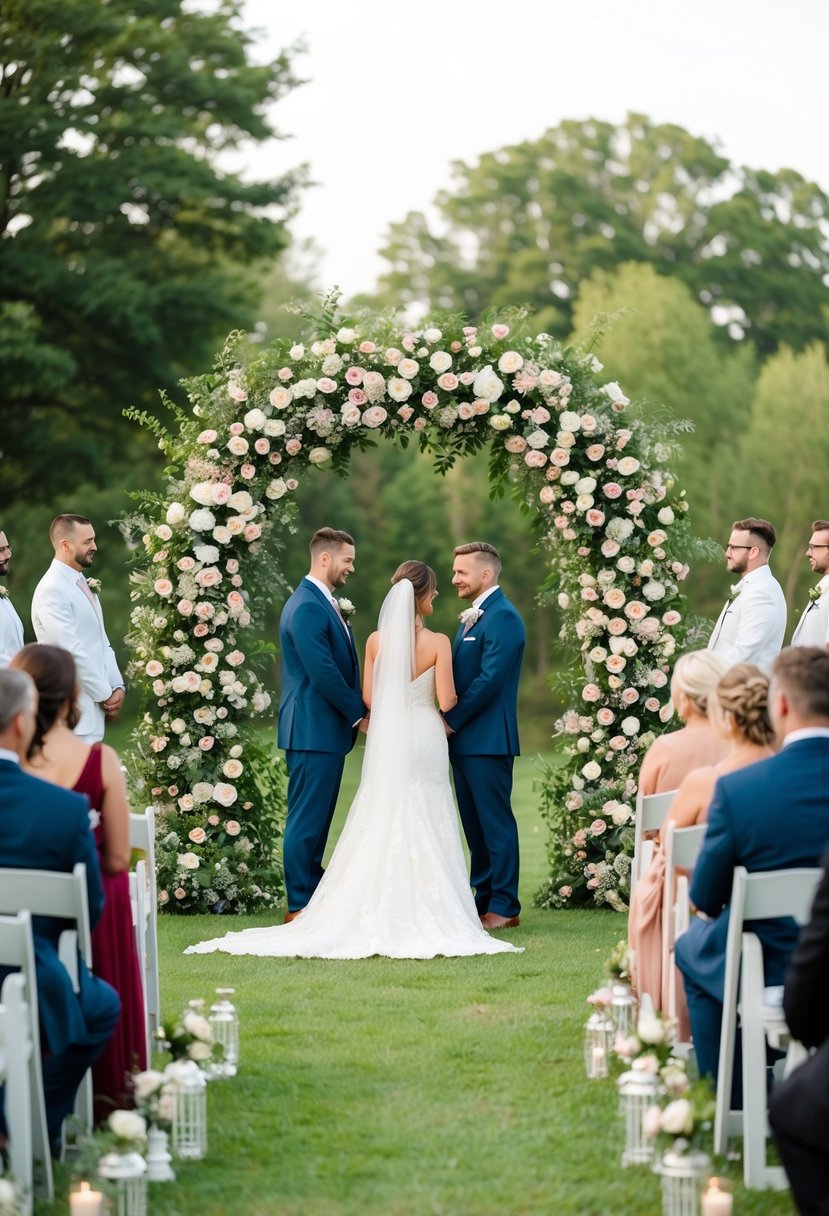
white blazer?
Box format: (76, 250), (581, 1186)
(0, 595), (25, 666)
(791, 575), (829, 648)
(708, 563), (787, 672)
(31, 559), (123, 742)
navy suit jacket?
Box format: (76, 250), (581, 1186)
(683, 737), (829, 999)
(277, 578), (365, 754)
(445, 588), (525, 756)
(0, 757), (106, 1055)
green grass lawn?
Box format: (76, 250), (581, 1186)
(44, 752), (795, 1216)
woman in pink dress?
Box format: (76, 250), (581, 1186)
(628, 650), (729, 1009)
(11, 644), (147, 1121)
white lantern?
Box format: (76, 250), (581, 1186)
(617, 1069), (659, 1166)
(145, 1124), (175, 1183)
(610, 982), (638, 1037)
(208, 987), (240, 1078)
(169, 1061), (208, 1160)
(98, 1150), (148, 1216)
(656, 1149), (711, 1216)
(583, 1009), (615, 1079)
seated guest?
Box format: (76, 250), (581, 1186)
(768, 848), (829, 1216)
(629, 665), (774, 1030)
(11, 644), (147, 1121)
(637, 650), (729, 795)
(628, 649), (728, 1002)
(0, 668), (119, 1155)
(675, 646), (829, 1094)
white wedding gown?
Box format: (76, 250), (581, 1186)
(186, 666), (521, 960)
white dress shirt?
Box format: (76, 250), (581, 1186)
(708, 563), (787, 672)
(791, 574), (829, 648)
(0, 593), (25, 666)
(31, 558), (123, 743)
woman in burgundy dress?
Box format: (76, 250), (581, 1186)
(11, 643), (147, 1121)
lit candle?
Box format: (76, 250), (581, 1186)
(69, 1181), (105, 1216)
(701, 1178), (733, 1216)
(591, 1045), (606, 1074)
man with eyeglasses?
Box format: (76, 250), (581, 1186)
(0, 529), (25, 666)
(791, 519), (829, 650)
(707, 517), (786, 672)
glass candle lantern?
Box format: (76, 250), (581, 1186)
(617, 1068), (659, 1166)
(584, 1009), (615, 1079)
(610, 982), (639, 1037)
(656, 1149), (711, 1216)
(97, 1151), (148, 1216)
(208, 987), (239, 1078)
(170, 1063), (208, 1160)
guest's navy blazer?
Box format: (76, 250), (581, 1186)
(0, 757), (107, 1055)
(445, 588), (525, 756)
(277, 578), (365, 754)
(681, 736), (829, 999)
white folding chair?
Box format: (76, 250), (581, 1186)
(662, 822), (707, 1024)
(714, 865), (824, 1189)
(0, 911), (53, 1207)
(129, 808), (159, 1045)
(0, 864), (94, 1135)
(631, 789), (678, 893)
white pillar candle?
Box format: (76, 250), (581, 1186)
(69, 1181), (105, 1216)
(701, 1178), (733, 1216)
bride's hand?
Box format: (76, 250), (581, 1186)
(358, 716), (370, 734)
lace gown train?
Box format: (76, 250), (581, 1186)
(186, 668), (521, 959)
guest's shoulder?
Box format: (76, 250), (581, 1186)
(17, 767), (88, 815)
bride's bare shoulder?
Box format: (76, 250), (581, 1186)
(366, 631), (380, 656)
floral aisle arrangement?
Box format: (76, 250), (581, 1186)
(156, 1001), (222, 1068)
(124, 292), (697, 912)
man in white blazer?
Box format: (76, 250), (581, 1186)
(708, 516), (786, 672)
(791, 518), (829, 649)
(31, 515), (125, 742)
(0, 530), (25, 666)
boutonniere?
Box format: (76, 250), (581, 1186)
(726, 583), (741, 604)
(87, 578), (102, 595)
(0, 585), (7, 598)
(459, 606), (483, 627)
(808, 585), (822, 603)
(337, 597), (355, 619)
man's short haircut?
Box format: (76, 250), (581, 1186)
(772, 646), (829, 722)
(453, 541), (502, 578)
(0, 669), (35, 732)
(811, 519), (829, 533)
(733, 517), (776, 551)
(49, 514), (92, 548)
(309, 527), (355, 558)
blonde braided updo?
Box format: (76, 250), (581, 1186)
(713, 664), (775, 747)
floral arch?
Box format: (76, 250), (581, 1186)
(125, 299), (692, 915)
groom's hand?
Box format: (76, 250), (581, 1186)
(358, 716), (370, 734)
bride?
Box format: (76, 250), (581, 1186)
(186, 561), (522, 959)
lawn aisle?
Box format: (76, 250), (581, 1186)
(99, 753), (793, 1216)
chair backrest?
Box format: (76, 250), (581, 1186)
(715, 864), (825, 1154)
(129, 807), (152, 854)
(0, 863), (92, 979)
(129, 808), (160, 1041)
(666, 822), (707, 871)
(662, 823), (708, 1023)
(0, 911), (54, 1202)
(631, 789), (678, 891)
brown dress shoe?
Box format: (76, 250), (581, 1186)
(480, 912), (520, 930)
(283, 908), (304, 923)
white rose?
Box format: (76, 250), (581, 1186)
(559, 411), (582, 432)
(188, 508), (216, 532)
(308, 447), (331, 466)
(213, 782), (238, 807)
(133, 1069), (166, 1100)
(336, 327), (356, 343)
(526, 430), (549, 449)
(637, 1012), (667, 1044)
(488, 414), (512, 431)
(600, 381), (630, 406)
(189, 481), (215, 506)
(582, 761), (601, 781)
(560, 470), (579, 486)
(472, 365), (504, 403)
(660, 1099), (694, 1137)
(617, 456), (640, 476)
(155, 524), (173, 541)
(183, 1011), (213, 1041)
(109, 1109), (147, 1142)
(266, 479), (287, 500)
(497, 350), (524, 374)
(658, 506), (675, 525)
(621, 716), (640, 736)
(264, 418), (286, 437)
(178, 851), (200, 870)
(429, 351), (453, 373)
(243, 408), (266, 431)
(188, 1040), (212, 1061)
(192, 782), (214, 804)
(289, 343), (305, 359)
(166, 502), (186, 526)
(616, 555), (636, 574)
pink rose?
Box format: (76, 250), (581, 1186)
(348, 387), (368, 406)
(596, 708), (615, 726)
(662, 610), (682, 627)
(286, 478), (298, 491)
(193, 622), (209, 637)
(240, 463), (256, 479)
(254, 438), (270, 455)
(491, 323), (510, 339)
(413, 418), (426, 430)
(225, 820), (241, 837)
(230, 422), (245, 435)
(277, 367), (293, 381)
(196, 567), (222, 588)
(174, 888), (186, 900)
(269, 452), (282, 465)
(531, 406), (551, 425)
(358, 341), (376, 354)
(421, 391), (438, 409)
(226, 650), (245, 667)
(317, 377), (337, 394)
(586, 509), (605, 527)
(603, 483), (623, 499)
(154, 578), (173, 597)
(208, 814), (220, 826)
(195, 601), (214, 619)
(590, 819), (607, 836)
(189, 827), (206, 844)
(524, 450), (548, 468)
(457, 403), (475, 420)
(601, 540), (621, 558)
(285, 439), (302, 456)
(586, 444), (605, 461)
(198, 736), (214, 751)
(362, 406), (387, 428)
(244, 524), (262, 542)
(539, 486), (555, 505)
(582, 683), (601, 702)
(645, 697), (660, 712)
(620, 688), (640, 705)
(197, 429), (218, 445)
(437, 373), (458, 392)
(551, 449), (570, 467)
(625, 601), (647, 621)
(228, 384), (247, 402)
(345, 367), (364, 385)
(397, 406), (414, 422)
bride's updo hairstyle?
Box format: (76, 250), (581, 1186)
(670, 649), (728, 716)
(391, 560), (437, 607)
(712, 663), (775, 747)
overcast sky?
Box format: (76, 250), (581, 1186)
(240, 0), (827, 298)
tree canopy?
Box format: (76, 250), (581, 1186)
(0, 0), (304, 503)
(373, 114), (829, 358)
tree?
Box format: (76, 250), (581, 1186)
(0, 0), (305, 504)
(570, 262), (756, 612)
(372, 115), (829, 357)
(737, 343), (829, 608)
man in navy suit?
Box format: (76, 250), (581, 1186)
(445, 542), (526, 930)
(0, 668), (119, 1155)
(277, 528), (367, 918)
(675, 646), (829, 1092)
(769, 847), (829, 1215)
